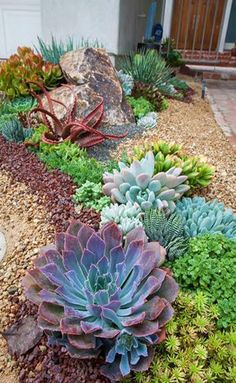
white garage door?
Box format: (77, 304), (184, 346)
(0, 0), (41, 58)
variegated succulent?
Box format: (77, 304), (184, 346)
(100, 202), (143, 235)
(103, 151), (190, 212)
(22, 220), (179, 380)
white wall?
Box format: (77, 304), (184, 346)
(0, 0), (41, 58)
(40, 0), (120, 54)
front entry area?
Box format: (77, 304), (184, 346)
(171, 0), (226, 50)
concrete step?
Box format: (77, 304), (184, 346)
(185, 65), (236, 80)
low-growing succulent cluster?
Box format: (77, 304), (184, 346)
(126, 96), (155, 119)
(100, 202), (143, 235)
(131, 81), (165, 112)
(127, 140), (214, 189)
(144, 209), (189, 260)
(176, 197), (236, 239)
(117, 70), (134, 96)
(127, 292), (236, 383)
(171, 234), (236, 328)
(103, 151), (190, 212)
(23, 220), (178, 380)
(0, 95), (37, 114)
(73, 181), (111, 212)
(137, 112), (158, 130)
(1, 118), (33, 143)
(0, 47), (62, 98)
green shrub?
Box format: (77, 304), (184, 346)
(126, 96), (155, 119)
(160, 98), (169, 110)
(171, 234), (236, 329)
(0, 47), (62, 98)
(36, 36), (103, 64)
(126, 291), (236, 383)
(73, 181), (111, 212)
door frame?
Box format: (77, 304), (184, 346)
(161, 0), (233, 51)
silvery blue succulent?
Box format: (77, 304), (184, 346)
(22, 220), (178, 380)
(117, 70), (134, 96)
(137, 112), (158, 130)
(103, 151), (190, 212)
(100, 202), (143, 235)
(176, 197), (236, 239)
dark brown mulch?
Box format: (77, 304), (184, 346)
(8, 297), (109, 383)
(0, 136), (101, 232)
(1, 136), (104, 381)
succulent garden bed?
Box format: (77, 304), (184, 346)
(0, 41), (235, 383)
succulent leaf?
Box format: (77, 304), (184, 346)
(23, 221), (178, 380)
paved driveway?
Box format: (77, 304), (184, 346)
(206, 80), (236, 145)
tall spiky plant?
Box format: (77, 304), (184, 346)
(36, 36), (104, 64)
(119, 50), (172, 91)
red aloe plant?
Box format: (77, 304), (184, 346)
(27, 81), (127, 148)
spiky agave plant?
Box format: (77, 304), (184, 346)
(120, 50), (171, 90)
(22, 220), (179, 380)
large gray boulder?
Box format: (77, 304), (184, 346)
(52, 47), (134, 126)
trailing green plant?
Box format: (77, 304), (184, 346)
(36, 36), (104, 64)
(143, 209), (189, 260)
(100, 202), (143, 235)
(120, 50), (172, 91)
(1, 118), (33, 143)
(127, 140), (214, 189)
(0, 47), (62, 98)
(176, 197), (236, 239)
(126, 291), (236, 383)
(126, 96), (155, 119)
(73, 180), (111, 212)
(23, 220), (178, 380)
(171, 234), (236, 328)
(103, 151), (190, 212)
(0, 95), (37, 114)
(37, 140), (118, 185)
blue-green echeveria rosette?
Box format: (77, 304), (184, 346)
(102, 151), (190, 212)
(22, 220), (179, 380)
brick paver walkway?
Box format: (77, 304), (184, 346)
(206, 80), (236, 146)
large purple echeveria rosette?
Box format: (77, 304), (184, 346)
(22, 220), (179, 380)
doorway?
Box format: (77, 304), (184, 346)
(171, 0), (226, 51)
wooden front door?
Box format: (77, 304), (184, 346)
(171, 0), (226, 50)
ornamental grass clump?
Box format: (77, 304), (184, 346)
(176, 197), (236, 239)
(103, 151), (190, 212)
(22, 220), (179, 380)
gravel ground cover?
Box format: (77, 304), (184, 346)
(114, 80), (236, 210)
(0, 171), (105, 383)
